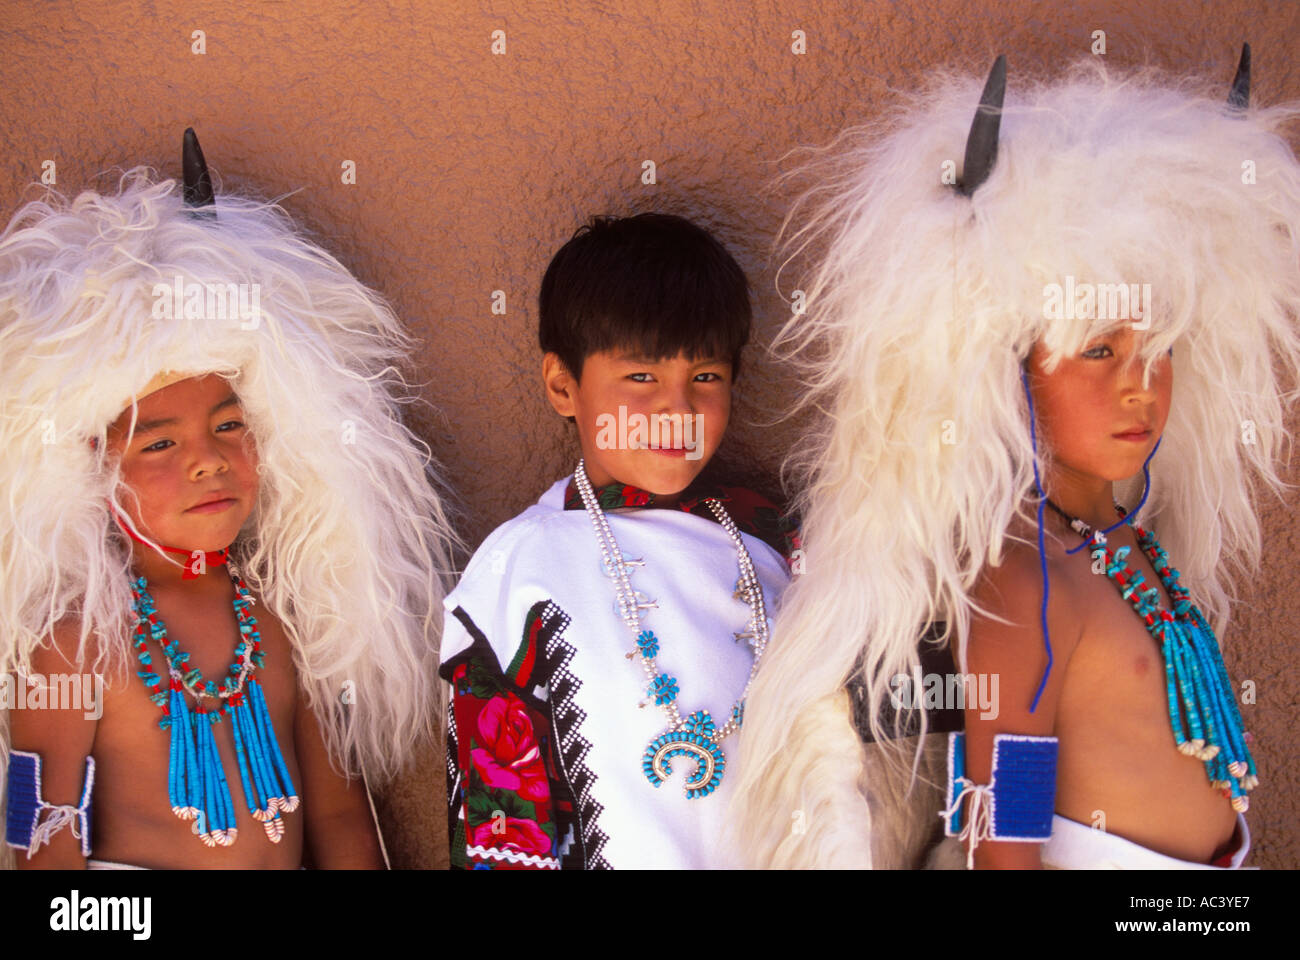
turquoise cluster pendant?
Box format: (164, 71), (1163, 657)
(642, 710), (727, 799)
(131, 572), (300, 846)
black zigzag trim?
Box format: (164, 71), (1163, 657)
(528, 600), (612, 870)
(445, 696), (460, 844)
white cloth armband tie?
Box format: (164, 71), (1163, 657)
(942, 731), (1057, 868)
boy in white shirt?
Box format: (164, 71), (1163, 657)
(441, 213), (798, 869)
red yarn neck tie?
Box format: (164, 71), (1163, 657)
(108, 503), (230, 579)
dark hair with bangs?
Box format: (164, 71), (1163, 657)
(538, 213), (751, 382)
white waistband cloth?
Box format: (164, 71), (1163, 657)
(86, 858), (306, 869)
(1042, 813), (1251, 869)
(86, 858), (148, 870)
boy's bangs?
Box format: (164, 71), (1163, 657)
(597, 293), (746, 369)
(580, 269), (750, 375)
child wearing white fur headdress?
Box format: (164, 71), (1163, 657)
(0, 131), (457, 869)
(731, 48), (1300, 869)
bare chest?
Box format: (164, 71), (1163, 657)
(1060, 530), (1176, 707)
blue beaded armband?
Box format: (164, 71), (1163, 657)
(5, 750), (95, 859)
(944, 731), (1057, 844)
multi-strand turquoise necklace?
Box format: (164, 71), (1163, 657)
(129, 565), (299, 846)
(1050, 500), (1258, 812)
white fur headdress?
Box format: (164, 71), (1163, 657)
(0, 147), (457, 833)
(730, 55), (1300, 867)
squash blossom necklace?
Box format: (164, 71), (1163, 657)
(129, 562), (299, 846)
(1049, 499), (1259, 812)
(573, 459), (769, 799)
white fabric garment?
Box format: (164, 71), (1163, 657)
(86, 859), (149, 870)
(1042, 813), (1251, 869)
(85, 859), (306, 869)
(441, 477), (791, 869)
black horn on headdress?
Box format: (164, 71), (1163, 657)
(956, 55), (1007, 197)
(1228, 43), (1250, 109)
(182, 127), (216, 216)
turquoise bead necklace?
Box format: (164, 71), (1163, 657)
(1050, 500), (1258, 812)
(129, 566), (300, 846)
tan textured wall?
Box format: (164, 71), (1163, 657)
(2, 1), (1296, 868)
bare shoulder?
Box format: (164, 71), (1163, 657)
(961, 531), (1089, 746)
(969, 536), (1083, 667)
(12, 616), (102, 724)
(25, 616), (92, 673)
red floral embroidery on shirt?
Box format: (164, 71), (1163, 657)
(470, 692), (549, 802)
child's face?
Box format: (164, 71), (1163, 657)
(543, 349), (732, 499)
(105, 374), (259, 552)
(1026, 327), (1172, 484)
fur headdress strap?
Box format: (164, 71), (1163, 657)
(108, 502), (230, 580)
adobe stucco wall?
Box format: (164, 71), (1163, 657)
(2, 1), (1296, 868)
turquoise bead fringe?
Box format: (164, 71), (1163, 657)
(133, 573), (299, 846)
